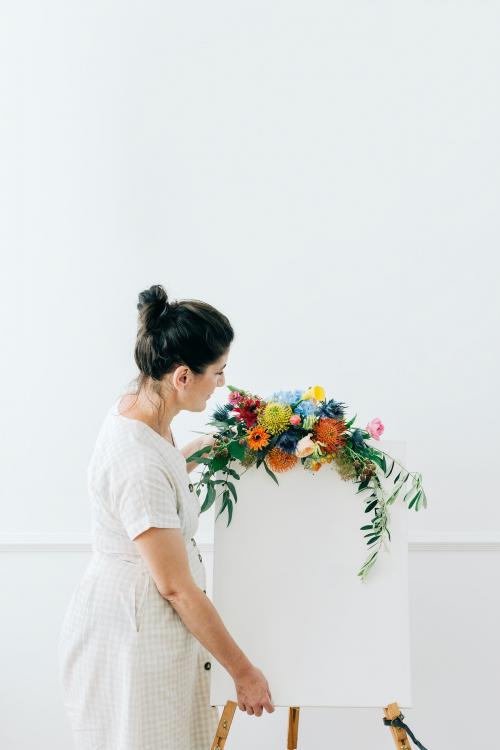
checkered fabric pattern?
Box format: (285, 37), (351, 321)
(57, 398), (220, 749)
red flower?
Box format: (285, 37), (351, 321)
(233, 397), (262, 428)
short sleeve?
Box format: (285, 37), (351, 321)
(112, 459), (181, 541)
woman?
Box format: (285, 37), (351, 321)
(57, 284), (274, 749)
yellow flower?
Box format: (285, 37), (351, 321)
(302, 385), (326, 402)
(258, 402), (293, 436)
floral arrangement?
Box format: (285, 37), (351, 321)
(187, 385), (427, 581)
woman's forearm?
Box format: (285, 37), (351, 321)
(165, 584), (252, 680)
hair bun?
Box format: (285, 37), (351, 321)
(137, 284), (171, 333)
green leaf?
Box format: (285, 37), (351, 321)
(224, 480), (238, 504)
(216, 489), (230, 521)
(228, 441), (246, 461)
(345, 415), (357, 429)
(408, 489), (422, 510)
(357, 550), (378, 577)
(262, 460), (279, 485)
(189, 456), (212, 466)
(402, 485), (415, 503)
(360, 525), (373, 531)
(369, 451), (387, 474)
(211, 454), (229, 472)
(207, 418), (236, 430)
(185, 447), (213, 462)
(369, 453), (384, 471)
(200, 483), (216, 513)
(363, 502), (373, 515)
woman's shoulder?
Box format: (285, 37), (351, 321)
(88, 422), (179, 498)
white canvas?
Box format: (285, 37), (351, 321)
(210, 440), (412, 708)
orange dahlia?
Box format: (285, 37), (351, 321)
(312, 418), (347, 453)
(265, 446), (298, 473)
(246, 425), (271, 451)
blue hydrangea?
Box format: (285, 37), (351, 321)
(267, 389), (321, 418)
(267, 389), (303, 404)
(266, 389), (318, 418)
(294, 400), (317, 417)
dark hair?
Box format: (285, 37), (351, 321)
(131, 284), (234, 399)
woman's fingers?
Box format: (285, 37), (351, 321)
(238, 696), (275, 716)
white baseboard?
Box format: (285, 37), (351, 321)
(0, 531), (499, 553)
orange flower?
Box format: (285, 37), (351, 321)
(265, 446), (298, 473)
(246, 425), (271, 451)
(313, 418), (347, 452)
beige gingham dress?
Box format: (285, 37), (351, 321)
(57, 397), (220, 749)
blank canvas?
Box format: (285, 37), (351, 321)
(209, 440), (412, 708)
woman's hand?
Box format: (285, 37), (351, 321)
(182, 434), (217, 474)
(197, 433), (217, 455)
(233, 663), (275, 716)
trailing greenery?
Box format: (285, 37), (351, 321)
(186, 384), (427, 581)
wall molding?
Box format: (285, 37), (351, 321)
(0, 531), (499, 553)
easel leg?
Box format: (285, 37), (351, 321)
(210, 700), (237, 750)
(384, 702), (411, 750)
(287, 706), (300, 750)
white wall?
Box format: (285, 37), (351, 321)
(1, 1), (499, 747)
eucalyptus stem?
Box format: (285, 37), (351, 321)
(371, 448), (419, 483)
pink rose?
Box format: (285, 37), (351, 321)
(366, 418), (384, 440)
(228, 391), (243, 405)
(289, 414), (301, 425)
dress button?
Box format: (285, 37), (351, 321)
(198, 553), (203, 562)
(204, 661), (211, 670)
(188, 483), (194, 492)
(203, 589), (207, 594)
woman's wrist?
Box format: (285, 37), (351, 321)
(229, 651), (253, 681)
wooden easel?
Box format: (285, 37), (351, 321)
(210, 700), (414, 749)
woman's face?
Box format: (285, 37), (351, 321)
(174, 350), (229, 412)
